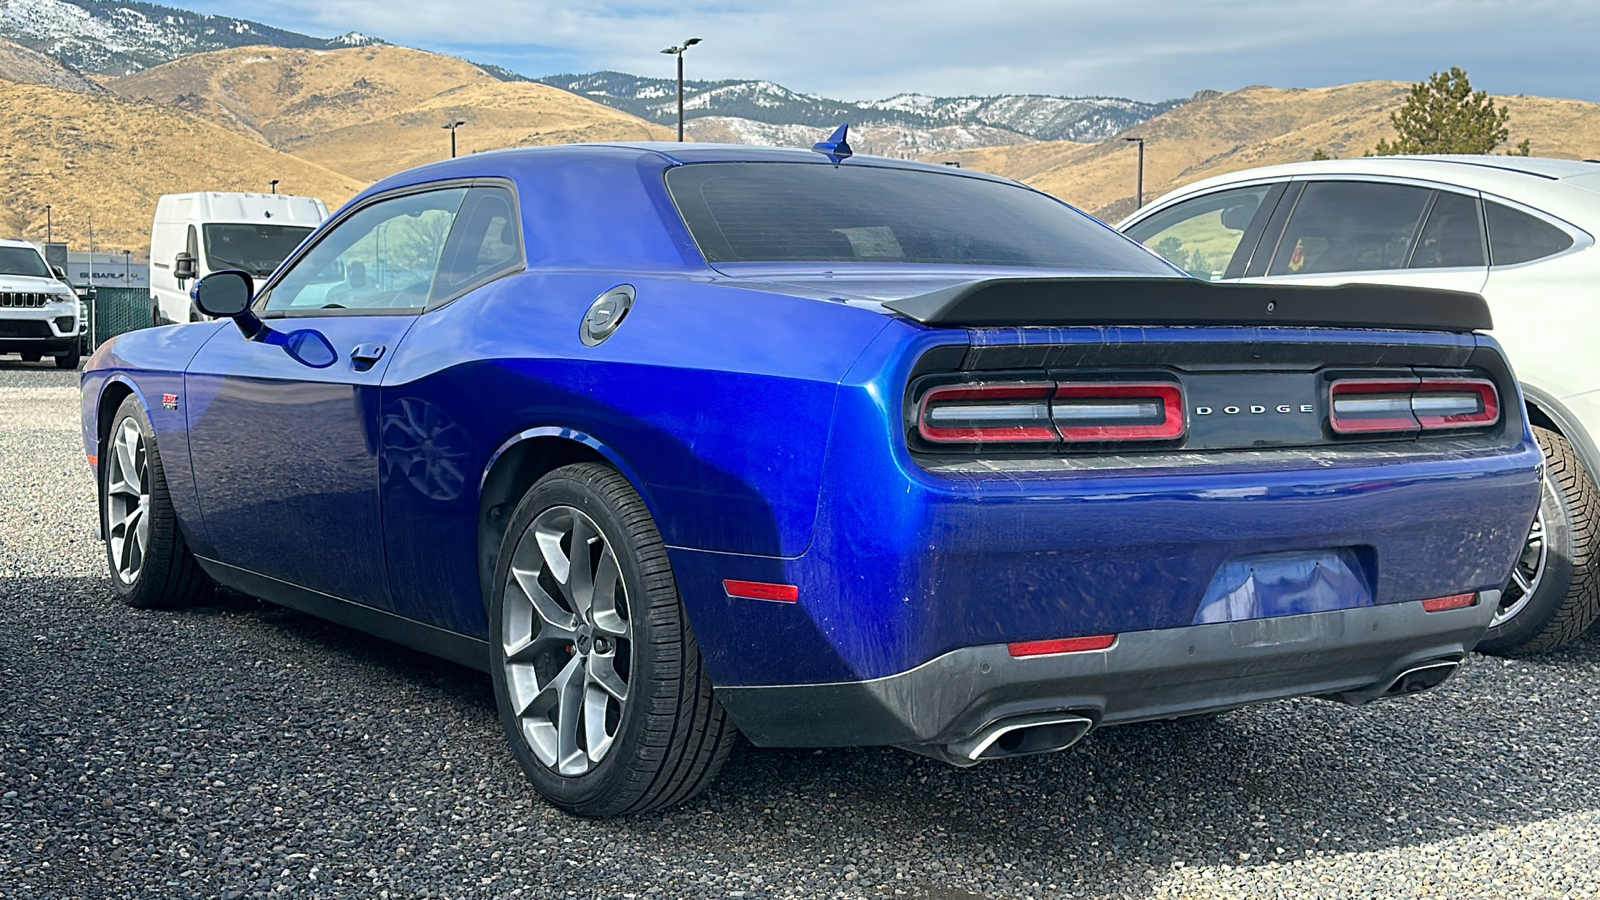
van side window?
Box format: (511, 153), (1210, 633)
(1486, 201), (1574, 266)
(1409, 191), (1485, 269)
(1268, 182), (1433, 276)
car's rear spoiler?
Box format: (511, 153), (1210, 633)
(881, 278), (1492, 333)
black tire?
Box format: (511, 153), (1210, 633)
(101, 395), (214, 609)
(20, 353), (40, 363)
(488, 463), (736, 817)
(1478, 425), (1600, 655)
(54, 349), (79, 369)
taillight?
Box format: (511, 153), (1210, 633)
(918, 380), (1185, 445)
(1329, 376), (1499, 436)
(1053, 382), (1184, 442)
(918, 382), (1057, 444)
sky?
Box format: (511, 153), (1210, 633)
(181, 0), (1600, 104)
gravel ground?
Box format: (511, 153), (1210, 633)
(5, 359), (1600, 899)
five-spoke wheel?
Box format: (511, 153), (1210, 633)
(105, 417), (151, 585)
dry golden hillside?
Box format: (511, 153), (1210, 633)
(108, 45), (673, 182)
(0, 79), (363, 252)
(286, 82), (674, 182)
(936, 83), (1600, 221)
(108, 45), (501, 146)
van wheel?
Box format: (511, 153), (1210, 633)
(489, 463), (736, 817)
(1478, 426), (1600, 655)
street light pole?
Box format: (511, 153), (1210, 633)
(269, 179), (279, 195)
(1124, 137), (1146, 209)
(45, 205), (51, 245)
(660, 38), (702, 142)
(442, 120), (466, 158)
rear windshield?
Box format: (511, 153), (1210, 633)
(0, 246), (50, 278)
(203, 224), (315, 277)
(665, 162), (1174, 273)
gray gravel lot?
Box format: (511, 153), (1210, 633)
(5, 359), (1600, 899)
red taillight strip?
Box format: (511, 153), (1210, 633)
(1414, 378), (1498, 429)
(1328, 378), (1422, 434)
(1422, 593), (1477, 612)
(722, 580), (799, 604)
(1007, 634), (1117, 657)
(1053, 382), (1185, 442)
(918, 382), (1058, 444)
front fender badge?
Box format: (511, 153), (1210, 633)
(581, 285), (635, 348)
(162, 393), (179, 410)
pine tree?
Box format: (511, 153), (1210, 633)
(1371, 67), (1528, 156)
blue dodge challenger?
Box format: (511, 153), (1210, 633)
(82, 141), (1541, 817)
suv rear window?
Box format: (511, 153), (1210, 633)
(665, 162), (1174, 273)
(1486, 201), (1574, 265)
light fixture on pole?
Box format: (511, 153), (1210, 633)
(660, 38), (702, 142)
(269, 179), (280, 195)
(1124, 137), (1145, 209)
(442, 120), (467, 158)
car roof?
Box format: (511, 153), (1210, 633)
(0, 238), (41, 251)
(1125, 155), (1600, 228)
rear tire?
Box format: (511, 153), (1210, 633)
(489, 463), (736, 817)
(1478, 425), (1600, 655)
(101, 395), (213, 609)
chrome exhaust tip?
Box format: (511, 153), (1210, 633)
(948, 712), (1095, 763)
(1321, 656), (1462, 705)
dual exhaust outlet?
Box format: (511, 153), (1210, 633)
(923, 656), (1462, 766)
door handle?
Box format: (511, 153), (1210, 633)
(351, 343), (387, 369)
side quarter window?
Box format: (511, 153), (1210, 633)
(1267, 181), (1432, 276)
(430, 186), (524, 306)
(1486, 200), (1575, 266)
(1123, 185), (1275, 280)
(261, 187), (469, 315)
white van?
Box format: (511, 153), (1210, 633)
(150, 192), (329, 325)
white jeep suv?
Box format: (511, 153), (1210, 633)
(1119, 155), (1600, 655)
(0, 238), (82, 369)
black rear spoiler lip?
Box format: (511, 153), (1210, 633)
(880, 277), (1493, 333)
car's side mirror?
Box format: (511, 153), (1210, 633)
(51, 265), (67, 281)
(174, 251), (197, 283)
(193, 270), (263, 339)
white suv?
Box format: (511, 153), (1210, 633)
(1119, 155), (1600, 655)
(0, 238), (83, 369)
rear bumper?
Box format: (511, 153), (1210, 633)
(715, 595), (1493, 756)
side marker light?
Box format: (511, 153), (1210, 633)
(1007, 634), (1117, 657)
(723, 580), (799, 604)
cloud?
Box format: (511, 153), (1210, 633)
(192, 0), (1600, 102)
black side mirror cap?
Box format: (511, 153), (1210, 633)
(174, 251), (197, 282)
(192, 270), (263, 338)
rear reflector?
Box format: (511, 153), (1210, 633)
(1330, 376), (1500, 435)
(1422, 593), (1477, 612)
(1053, 382), (1185, 442)
(722, 580), (799, 604)
(1007, 634), (1117, 657)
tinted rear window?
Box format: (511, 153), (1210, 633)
(665, 162), (1173, 274)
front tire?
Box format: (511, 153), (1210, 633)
(489, 463), (736, 817)
(54, 349), (79, 369)
(1478, 425), (1600, 655)
(101, 395), (213, 609)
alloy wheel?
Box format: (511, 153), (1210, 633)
(1493, 484), (1550, 629)
(500, 505), (633, 776)
(105, 419), (151, 584)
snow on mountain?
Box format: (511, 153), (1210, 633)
(685, 116), (1037, 159)
(538, 70), (1186, 152)
(0, 0), (386, 75)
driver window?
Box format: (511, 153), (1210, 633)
(261, 188), (468, 314)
